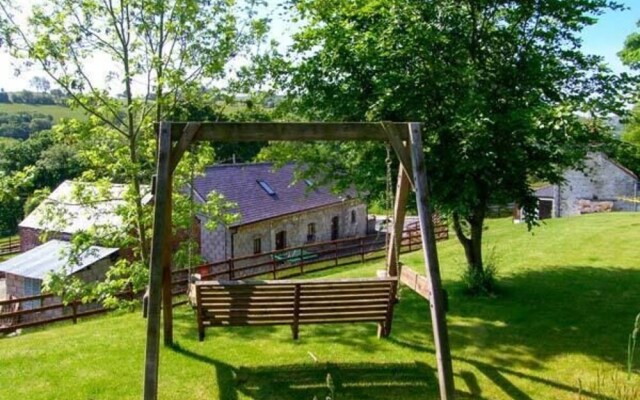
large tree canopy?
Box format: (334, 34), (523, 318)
(263, 0), (633, 280)
(0, 0), (268, 305)
(619, 19), (640, 175)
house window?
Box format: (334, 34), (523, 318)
(351, 210), (357, 224)
(257, 179), (276, 196)
(307, 223), (316, 242)
(331, 216), (339, 241)
(275, 230), (287, 250)
(23, 278), (41, 310)
(253, 238), (261, 254)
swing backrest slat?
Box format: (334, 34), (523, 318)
(192, 277), (397, 341)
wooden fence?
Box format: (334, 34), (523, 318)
(0, 293), (109, 334)
(0, 236), (20, 256)
(170, 223), (448, 302)
(0, 221), (448, 334)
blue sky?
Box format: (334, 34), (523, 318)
(581, 0), (639, 73)
(0, 1), (638, 92)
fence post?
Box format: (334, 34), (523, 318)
(408, 230), (412, 252)
(360, 238), (365, 263)
(228, 258), (234, 280)
(334, 242), (339, 267)
(72, 301), (78, 324)
(272, 256), (277, 279)
(300, 245), (305, 275)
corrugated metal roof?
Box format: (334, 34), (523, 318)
(19, 180), (150, 234)
(0, 240), (118, 280)
(193, 163), (356, 227)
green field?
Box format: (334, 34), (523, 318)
(1, 214), (639, 399)
(0, 137), (18, 146)
(0, 103), (87, 121)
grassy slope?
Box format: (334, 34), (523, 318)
(0, 103), (86, 121)
(1, 213), (639, 400)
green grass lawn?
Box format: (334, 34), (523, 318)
(0, 103), (87, 121)
(1, 213), (639, 399)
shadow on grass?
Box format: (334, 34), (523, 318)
(388, 266), (640, 365)
(446, 266), (640, 366)
(171, 265), (639, 399)
(171, 345), (486, 399)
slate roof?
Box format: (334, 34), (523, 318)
(20, 181), (151, 234)
(0, 240), (118, 280)
(193, 163), (354, 227)
(534, 185), (555, 199)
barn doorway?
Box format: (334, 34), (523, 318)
(275, 230), (287, 250)
(331, 216), (339, 241)
(538, 199), (553, 220)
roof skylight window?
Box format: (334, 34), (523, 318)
(257, 180), (276, 196)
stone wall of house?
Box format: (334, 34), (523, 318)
(200, 201), (368, 263)
(73, 256), (114, 284)
(200, 222), (229, 263)
(559, 153), (638, 216)
(19, 227), (72, 252)
(19, 227), (41, 252)
(3, 272), (29, 298)
(0, 273), (6, 300)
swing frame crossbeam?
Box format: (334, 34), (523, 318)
(143, 121), (455, 400)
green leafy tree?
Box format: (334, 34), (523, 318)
(618, 20), (640, 176)
(263, 0), (633, 283)
(0, 0), (265, 259)
(0, 0), (267, 305)
(0, 129), (84, 234)
(29, 76), (50, 93)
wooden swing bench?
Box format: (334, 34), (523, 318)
(190, 277), (397, 341)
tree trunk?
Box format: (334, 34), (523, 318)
(452, 204), (485, 274)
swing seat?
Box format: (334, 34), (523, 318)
(191, 277), (397, 341)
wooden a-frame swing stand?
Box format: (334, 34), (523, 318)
(143, 122), (455, 400)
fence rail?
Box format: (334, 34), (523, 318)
(0, 296), (108, 334)
(0, 222), (448, 334)
(0, 236), (20, 256)
(170, 224), (448, 297)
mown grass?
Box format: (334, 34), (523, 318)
(1, 213), (639, 399)
(0, 103), (87, 121)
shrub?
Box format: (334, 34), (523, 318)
(461, 247), (499, 296)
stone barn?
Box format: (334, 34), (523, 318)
(193, 163), (368, 262)
(515, 152), (639, 220)
(0, 239), (119, 301)
(18, 180), (151, 252)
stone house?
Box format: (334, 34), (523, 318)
(192, 163), (368, 262)
(0, 239), (118, 302)
(515, 152), (639, 220)
(19, 180), (151, 252)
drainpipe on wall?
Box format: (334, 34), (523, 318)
(230, 228), (237, 259)
(554, 184), (561, 218)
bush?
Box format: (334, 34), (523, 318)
(461, 248), (499, 296)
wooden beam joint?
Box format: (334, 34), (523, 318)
(169, 122), (202, 173)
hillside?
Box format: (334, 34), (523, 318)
(0, 213), (639, 399)
(0, 103), (87, 121)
